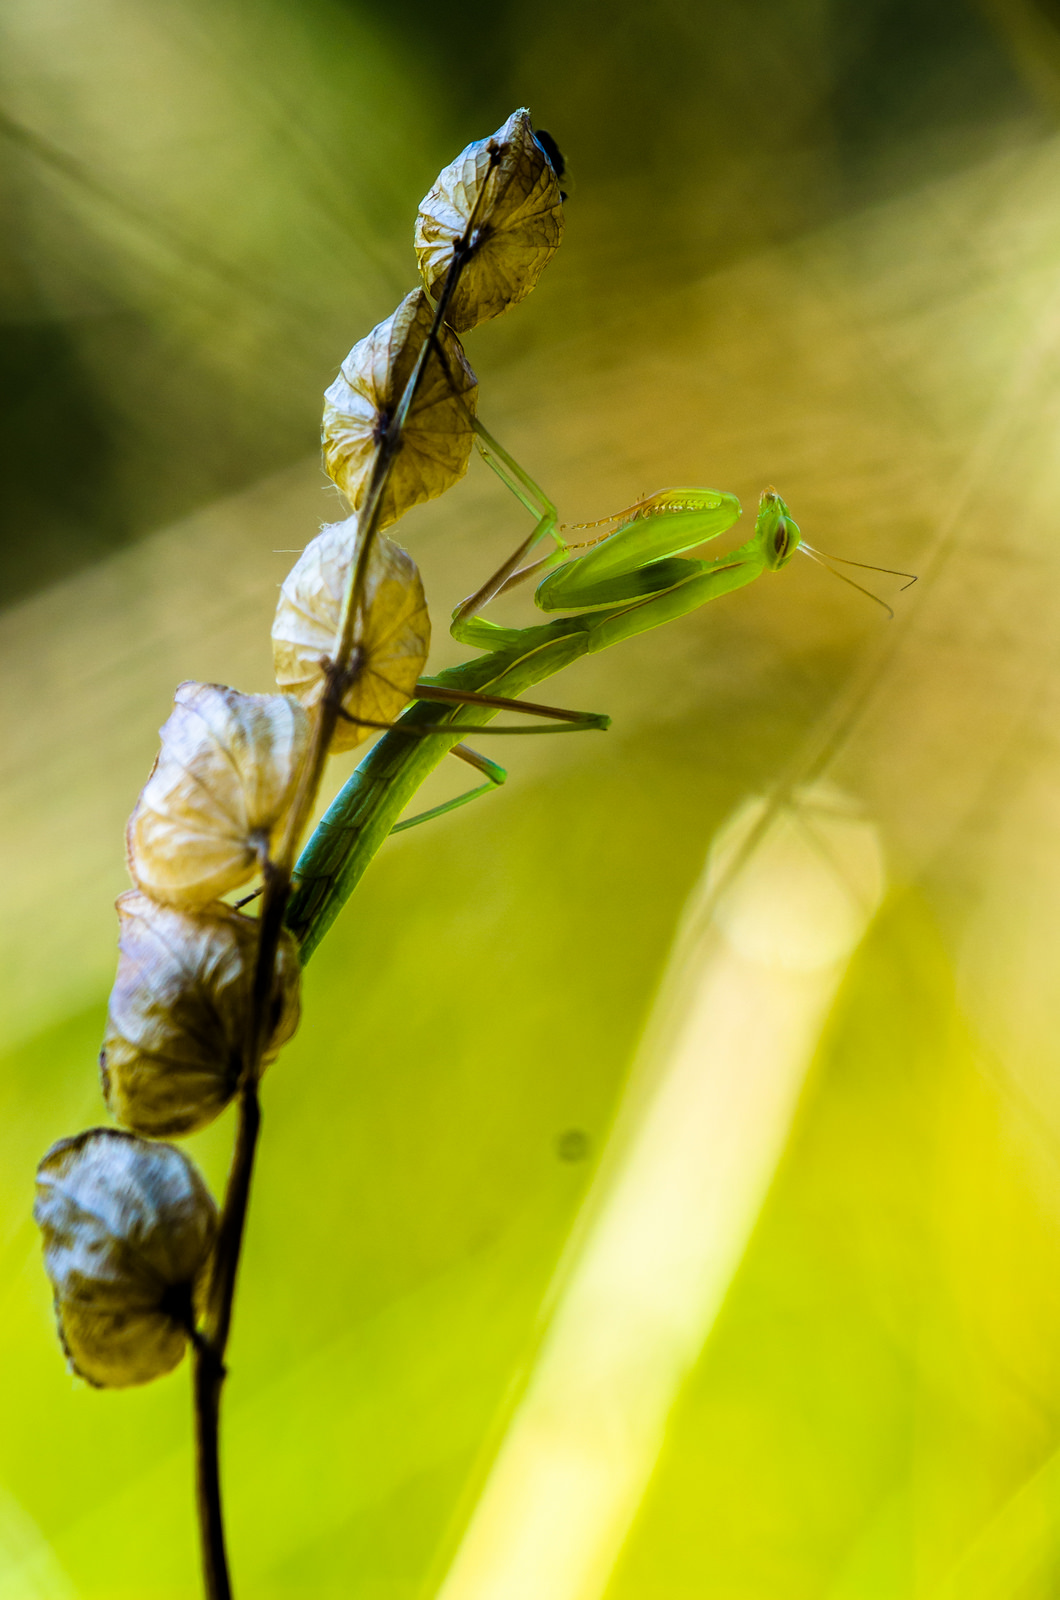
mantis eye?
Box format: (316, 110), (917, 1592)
(756, 487), (797, 567)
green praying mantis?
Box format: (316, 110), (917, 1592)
(287, 409), (911, 959)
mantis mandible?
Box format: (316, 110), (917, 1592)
(286, 437), (803, 957)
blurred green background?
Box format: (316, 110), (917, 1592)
(6, 0), (1060, 1594)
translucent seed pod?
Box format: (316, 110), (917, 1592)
(322, 288), (478, 527)
(34, 1128), (217, 1388)
(101, 892), (301, 1137)
(415, 107), (564, 333)
(272, 516), (431, 753)
(127, 683), (310, 908)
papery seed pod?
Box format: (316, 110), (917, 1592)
(101, 892), (301, 1137)
(322, 288), (478, 527)
(272, 516), (430, 753)
(415, 107), (564, 333)
(34, 1128), (217, 1388)
(127, 683), (309, 907)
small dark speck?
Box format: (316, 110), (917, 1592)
(556, 1128), (590, 1163)
(533, 128), (566, 180)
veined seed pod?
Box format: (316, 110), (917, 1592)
(415, 108), (564, 333)
(101, 892), (301, 1137)
(127, 682), (309, 908)
(272, 516), (430, 753)
(34, 1129), (217, 1388)
(322, 288), (478, 526)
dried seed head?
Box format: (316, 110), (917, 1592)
(415, 108), (564, 333)
(322, 288), (478, 526)
(127, 683), (310, 907)
(34, 1129), (217, 1388)
(272, 517), (430, 752)
(101, 892), (301, 1137)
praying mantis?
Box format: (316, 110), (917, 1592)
(286, 418), (810, 958)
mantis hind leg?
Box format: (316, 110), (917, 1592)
(389, 679), (612, 835)
(390, 744), (506, 833)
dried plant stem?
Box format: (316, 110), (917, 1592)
(194, 1070), (261, 1598)
(192, 1334), (231, 1600)
(188, 175), (497, 1594)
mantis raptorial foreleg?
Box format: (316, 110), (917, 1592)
(414, 326), (568, 621)
(470, 417), (560, 544)
(450, 416), (569, 628)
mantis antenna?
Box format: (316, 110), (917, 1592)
(798, 541), (918, 620)
(802, 543), (918, 589)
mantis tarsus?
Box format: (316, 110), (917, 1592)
(286, 425), (803, 959)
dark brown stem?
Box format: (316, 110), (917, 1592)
(190, 885), (271, 1599)
(205, 1077), (262, 1355)
(192, 1076), (260, 1600)
(193, 1335), (231, 1600)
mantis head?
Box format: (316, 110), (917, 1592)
(755, 488), (801, 570)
